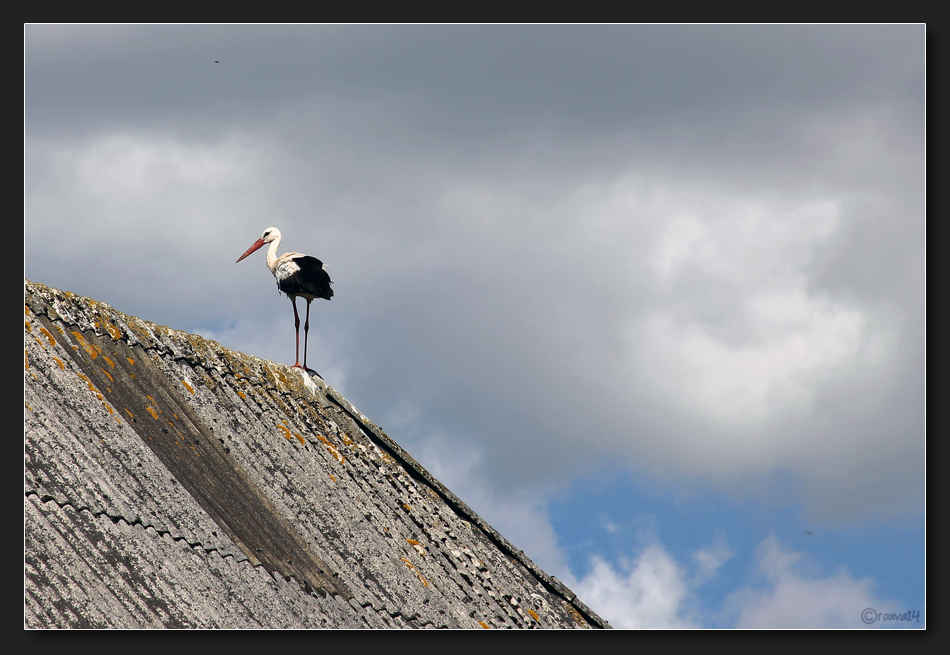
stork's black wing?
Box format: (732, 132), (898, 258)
(278, 255), (334, 300)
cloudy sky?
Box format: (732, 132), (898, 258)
(25, 24), (925, 628)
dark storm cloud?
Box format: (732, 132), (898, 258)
(27, 25), (922, 138)
(25, 24), (924, 523)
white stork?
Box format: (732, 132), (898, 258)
(236, 227), (333, 371)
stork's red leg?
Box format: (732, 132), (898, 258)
(303, 298), (312, 370)
(291, 296), (302, 368)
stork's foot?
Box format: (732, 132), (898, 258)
(292, 363), (322, 378)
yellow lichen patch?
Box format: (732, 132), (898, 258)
(25, 304), (31, 316)
(277, 424), (292, 440)
(478, 621), (490, 629)
(407, 539), (426, 557)
(400, 557), (429, 587)
(328, 474), (336, 482)
(102, 321), (122, 340)
(52, 357), (65, 370)
(316, 434), (346, 463)
(124, 409), (134, 420)
(565, 603), (585, 625)
(102, 403), (115, 415)
(25, 350), (29, 369)
(25, 321), (32, 332)
(25, 403), (32, 412)
(146, 406), (159, 420)
(182, 380), (195, 394)
(76, 373), (103, 400)
(237, 391), (246, 400)
(39, 327), (56, 346)
(99, 367), (113, 383)
(527, 609), (540, 623)
(101, 355), (115, 369)
(71, 332), (97, 359)
(402, 504), (412, 513)
(126, 357), (135, 366)
(294, 432), (306, 446)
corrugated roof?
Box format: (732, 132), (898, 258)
(24, 280), (608, 629)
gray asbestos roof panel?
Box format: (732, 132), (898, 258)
(24, 280), (608, 629)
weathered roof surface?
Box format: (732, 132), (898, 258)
(24, 280), (608, 629)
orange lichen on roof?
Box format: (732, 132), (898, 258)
(146, 407), (159, 420)
(479, 621), (490, 629)
(52, 357), (65, 370)
(277, 424), (292, 440)
(76, 373), (103, 400)
(316, 434), (345, 463)
(101, 355), (115, 369)
(102, 321), (122, 340)
(71, 332), (97, 359)
(39, 327), (56, 346)
(400, 557), (429, 587)
(527, 609), (540, 622)
(182, 380), (195, 394)
(126, 357), (135, 365)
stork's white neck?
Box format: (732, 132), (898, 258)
(265, 232), (282, 275)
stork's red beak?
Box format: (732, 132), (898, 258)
(236, 238), (266, 263)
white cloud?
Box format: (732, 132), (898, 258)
(691, 538), (733, 586)
(573, 544), (699, 629)
(569, 534), (906, 629)
(724, 535), (902, 628)
(632, 290), (868, 432)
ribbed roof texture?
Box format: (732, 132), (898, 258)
(24, 280), (608, 629)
